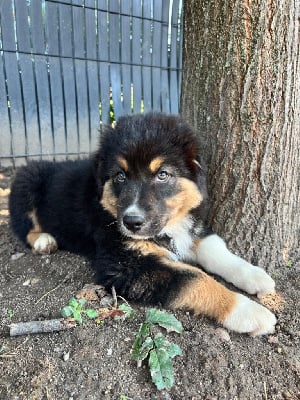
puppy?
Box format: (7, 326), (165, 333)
(9, 113), (276, 336)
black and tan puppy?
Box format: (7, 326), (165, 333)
(9, 113), (276, 336)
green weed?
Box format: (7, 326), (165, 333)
(132, 308), (183, 390)
(61, 297), (99, 325)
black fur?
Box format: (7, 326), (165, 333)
(9, 113), (209, 307)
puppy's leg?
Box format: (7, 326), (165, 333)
(26, 211), (57, 255)
(96, 255), (276, 336)
(194, 234), (275, 297)
(165, 260), (276, 336)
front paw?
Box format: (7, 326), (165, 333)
(237, 265), (275, 297)
(33, 233), (58, 254)
(223, 294), (277, 336)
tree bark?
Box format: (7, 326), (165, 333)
(181, 0), (300, 269)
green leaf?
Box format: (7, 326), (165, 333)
(146, 309), (183, 334)
(153, 332), (168, 349)
(132, 322), (151, 360)
(73, 310), (83, 324)
(69, 298), (79, 309)
(84, 309), (99, 319)
(118, 304), (135, 318)
(138, 322), (151, 340)
(153, 333), (182, 359)
(166, 343), (182, 359)
(61, 306), (74, 318)
(148, 348), (174, 390)
(132, 336), (154, 361)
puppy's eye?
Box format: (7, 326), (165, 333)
(115, 171), (126, 183)
(156, 170), (170, 182)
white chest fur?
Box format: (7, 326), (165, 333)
(159, 216), (195, 262)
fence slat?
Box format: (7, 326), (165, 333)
(14, 1), (31, 53)
(48, 58), (67, 159)
(111, 64), (123, 119)
(86, 7), (97, 60)
(98, 9), (109, 62)
(75, 59), (89, 153)
(160, 1), (170, 113)
(59, 4), (73, 58)
(4, 53), (26, 165)
(87, 60), (100, 151)
(142, 66), (152, 113)
(0, 2), (16, 51)
(132, 3), (142, 113)
(0, 56), (11, 166)
(169, 0), (181, 114)
(61, 58), (78, 155)
(34, 56), (54, 159)
(73, 6), (85, 58)
(30, 0), (45, 54)
(18, 54), (41, 158)
(132, 65), (142, 114)
(109, 14), (120, 63)
(45, 2), (59, 56)
(99, 62), (110, 124)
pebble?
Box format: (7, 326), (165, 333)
(107, 348), (113, 356)
(22, 278), (40, 286)
(214, 327), (231, 342)
(11, 252), (25, 261)
(63, 351), (70, 361)
(268, 335), (279, 344)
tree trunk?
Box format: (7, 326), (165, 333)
(181, 0), (300, 270)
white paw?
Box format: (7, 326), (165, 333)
(33, 233), (58, 254)
(235, 265), (275, 297)
(223, 294), (277, 336)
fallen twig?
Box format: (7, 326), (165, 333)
(10, 318), (77, 337)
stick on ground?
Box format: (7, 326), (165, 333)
(10, 318), (77, 337)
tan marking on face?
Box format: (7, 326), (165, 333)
(149, 157), (165, 173)
(26, 210), (43, 248)
(166, 259), (237, 322)
(126, 240), (170, 259)
(165, 178), (202, 225)
(100, 181), (118, 218)
(117, 156), (128, 172)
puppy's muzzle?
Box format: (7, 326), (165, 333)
(123, 213), (145, 233)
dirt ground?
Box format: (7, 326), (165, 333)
(0, 167), (299, 400)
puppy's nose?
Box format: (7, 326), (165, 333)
(123, 214), (145, 232)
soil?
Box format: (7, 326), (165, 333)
(0, 167), (299, 400)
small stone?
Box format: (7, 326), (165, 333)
(11, 252), (25, 261)
(107, 348), (113, 356)
(214, 327), (231, 342)
(63, 351), (70, 361)
(268, 335), (279, 344)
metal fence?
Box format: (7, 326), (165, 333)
(0, 0), (183, 166)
